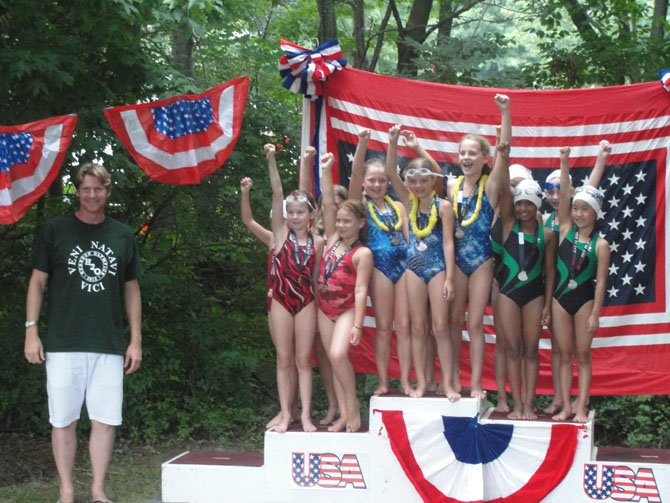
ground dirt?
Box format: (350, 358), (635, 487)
(0, 433), (55, 487)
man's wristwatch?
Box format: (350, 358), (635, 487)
(25, 320), (37, 328)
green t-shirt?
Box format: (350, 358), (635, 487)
(31, 213), (143, 355)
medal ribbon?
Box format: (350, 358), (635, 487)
(288, 230), (313, 271)
(457, 176), (481, 227)
(322, 239), (359, 286)
(569, 229), (593, 282)
(517, 221), (538, 275)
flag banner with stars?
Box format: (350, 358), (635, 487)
(0, 114), (78, 224)
(317, 68), (670, 395)
(377, 409), (579, 502)
(104, 76), (249, 185)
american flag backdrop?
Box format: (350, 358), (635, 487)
(312, 68), (670, 395)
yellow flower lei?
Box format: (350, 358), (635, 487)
(453, 174), (488, 227)
(367, 196), (402, 232)
(409, 191), (438, 239)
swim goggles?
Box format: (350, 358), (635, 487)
(285, 191), (315, 210)
(544, 181), (560, 191)
(404, 167), (444, 179)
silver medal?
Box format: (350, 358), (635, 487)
(417, 240), (428, 252)
(455, 228), (464, 239)
(568, 279), (578, 290)
(517, 271), (528, 281)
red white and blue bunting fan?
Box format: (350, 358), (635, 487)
(104, 76), (250, 185)
(278, 39), (347, 100)
(0, 114), (78, 224)
(377, 410), (580, 502)
(659, 68), (670, 92)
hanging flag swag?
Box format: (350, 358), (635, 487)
(278, 38), (347, 100)
(0, 114), (78, 224)
(104, 76), (250, 185)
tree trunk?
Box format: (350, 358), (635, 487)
(316, 0), (338, 42)
(351, 0), (367, 68)
(171, 25), (194, 77)
(368, 2), (394, 72)
(651, 0), (668, 39)
(438, 0), (454, 42)
(396, 0), (434, 76)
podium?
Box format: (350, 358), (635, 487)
(162, 393), (670, 502)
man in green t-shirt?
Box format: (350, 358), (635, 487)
(24, 162), (143, 503)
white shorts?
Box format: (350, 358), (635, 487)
(46, 352), (124, 428)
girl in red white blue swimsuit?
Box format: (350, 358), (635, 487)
(317, 152), (373, 433)
(265, 143), (325, 433)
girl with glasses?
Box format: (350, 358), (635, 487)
(264, 144), (325, 433)
(385, 125), (458, 400)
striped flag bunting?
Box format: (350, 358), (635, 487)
(316, 68), (670, 395)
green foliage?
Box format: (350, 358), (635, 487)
(521, 0), (670, 87)
(1, 0), (669, 452)
(591, 395), (670, 448)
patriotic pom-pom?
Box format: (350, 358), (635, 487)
(660, 68), (670, 92)
(278, 39), (347, 100)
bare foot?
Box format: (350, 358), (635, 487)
(542, 401), (562, 415)
(445, 387), (461, 402)
(573, 409), (589, 423)
(346, 414), (362, 432)
(271, 414), (291, 433)
(301, 413), (317, 432)
(552, 407), (573, 422)
(522, 404), (537, 420)
(266, 412), (281, 430)
(328, 417), (346, 432)
(409, 384), (427, 398)
(507, 406), (524, 420)
(400, 381), (414, 396)
(470, 389), (487, 400)
(426, 380), (437, 393)
(494, 397), (510, 413)
(319, 406), (338, 425)
(373, 384), (389, 396)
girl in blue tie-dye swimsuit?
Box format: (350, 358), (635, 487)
(446, 94), (509, 399)
(349, 130), (412, 396)
(386, 126), (459, 400)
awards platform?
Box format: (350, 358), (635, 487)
(161, 393), (669, 502)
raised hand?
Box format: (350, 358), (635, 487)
(400, 129), (419, 150)
(388, 124), (401, 144)
(304, 146), (317, 160)
(240, 177), (253, 193)
(494, 93), (510, 110)
(321, 152), (335, 171)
